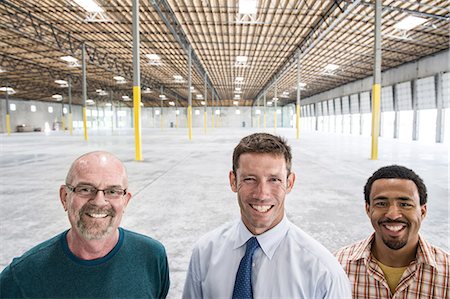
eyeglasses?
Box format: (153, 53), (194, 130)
(66, 184), (127, 200)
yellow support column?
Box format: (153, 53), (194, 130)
(296, 104), (300, 139)
(69, 113), (73, 135)
(62, 115), (66, 133)
(188, 105), (193, 140)
(204, 111), (207, 134)
(175, 114), (178, 128)
(133, 86), (142, 161)
(371, 84), (381, 160)
(83, 107), (88, 141)
(6, 114), (11, 136)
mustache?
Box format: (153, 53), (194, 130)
(378, 218), (408, 225)
(79, 204), (115, 217)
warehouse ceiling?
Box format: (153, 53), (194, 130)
(0, 0), (448, 108)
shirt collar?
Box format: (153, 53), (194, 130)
(349, 233), (438, 269)
(416, 234), (438, 269)
(234, 215), (290, 260)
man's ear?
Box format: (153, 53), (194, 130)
(229, 170), (238, 192)
(60, 185), (68, 211)
(365, 202), (370, 216)
(421, 204), (427, 220)
(286, 172), (296, 193)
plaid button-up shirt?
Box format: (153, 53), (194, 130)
(335, 234), (449, 299)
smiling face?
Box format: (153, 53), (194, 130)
(366, 178), (426, 253)
(60, 152), (131, 241)
(229, 153), (295, 235)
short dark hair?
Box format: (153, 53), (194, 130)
(364, 165), (427, 205)
(232, 133), (292, 175)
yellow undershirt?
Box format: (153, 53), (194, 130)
(375, 259), (408, 294)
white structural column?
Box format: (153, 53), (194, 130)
(187, 45), (193, 139)
(393, 83), (399, 139)
(435, 72), (444, 143)
(68, 77), (73, 135)
(5, 85), (10, 136)
(204, 73), (207, 133)
(296, 50), (301, 139)
(411, 79), (419, 141)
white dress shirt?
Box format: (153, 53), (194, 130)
(182, 215), (351, 299)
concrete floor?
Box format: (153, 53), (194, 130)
(0, 128), (448, 298)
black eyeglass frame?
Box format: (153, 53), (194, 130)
(65, 184), (127, 198)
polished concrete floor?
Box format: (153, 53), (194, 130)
(0, 127), (448, 298)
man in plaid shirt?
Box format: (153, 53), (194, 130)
(335, 165), (449, 299)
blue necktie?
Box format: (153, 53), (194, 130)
(232, 237), (260, 299)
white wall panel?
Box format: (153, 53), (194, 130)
(342, 96), (350, 114)
(360, 91), (371, 113)
(396, 82), (412, 110)
(328, 99), (334, 115)
(334, 98), (342, 115)
(381, 86), (394, 111)
(350, 94), (359, 114)
(417, 76), (436, 109)
(441, 72), (449, 108)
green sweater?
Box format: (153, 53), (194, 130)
(0, 228), (170, 298)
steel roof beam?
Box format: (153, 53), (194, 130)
(254, 0), (362, 105)
(0, 0), (185, 101)
(150, 0), (220, 101)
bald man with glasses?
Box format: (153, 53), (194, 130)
(1, 151), (170, 298)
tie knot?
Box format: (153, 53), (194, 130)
(246, 237), (259, 255)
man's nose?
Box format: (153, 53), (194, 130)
(385, 203), (402, 220)
(253, 181), (271, 199)
(90, 189), (109, 205)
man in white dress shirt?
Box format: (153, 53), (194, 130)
(182, 133), (351, 299)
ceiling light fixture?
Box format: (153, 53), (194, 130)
(113, 76), (127, 84)
(122, 95), (130, 101)
(142, 87), (152, 94)
(146, 54), (162, 66)
(169, 101), (175, 106)
(233, 100), (239, 105)
(86, 99), (95, 105)
(324, 64), (339, 71)
(73, 0), (103, 13)
(239, 0), (257, 15)
(394, 15), (427, 31)
(55, 80), (68, 85)
(0, 87), (16, 94)
(60, 56), (80, 67)
(52, 94), (63, 101)
(60, 56), (78, 63)
(235, 55), (249, 67)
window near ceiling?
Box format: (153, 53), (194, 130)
(30, 105), (36, 112)
(9, 103), (16, 111)
(48, 106), (53, 113)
